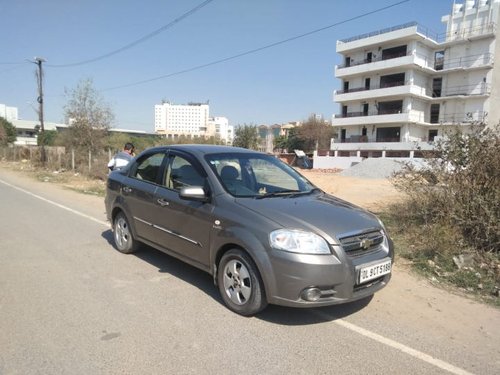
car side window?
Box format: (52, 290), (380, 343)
(164, 155), (205, 191)
(130, 152), (165, 183)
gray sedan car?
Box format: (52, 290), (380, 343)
(105, 145), (393, 315)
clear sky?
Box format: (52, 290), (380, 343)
(1, 0), (455, 132)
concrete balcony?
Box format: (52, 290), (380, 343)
(329, 141), (435, 152)
(336, 51), (493, 79)
(332, 112), (411, 126)
(335, 83), (430, 102)
(336, 22), (424, 53)
(336, 53), (421, 78)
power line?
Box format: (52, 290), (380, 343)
(47, 0), (215, 68)
(101, 0), (410, 92)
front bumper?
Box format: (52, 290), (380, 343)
(265, 245), (392, 308)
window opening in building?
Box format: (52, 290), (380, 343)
(380, 73), (405, 88)
(430, 104), (440, 124)
(381, 45), (406, 60)
(378, 100), (403, 115)
(432, 78), (442, 97)
(429, 129), (438, 142)
(376, 127), (400, 142)
(434, 51), (445, 70)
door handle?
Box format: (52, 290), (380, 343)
(157, 198), (170, 207)
(122, 186), (132, 193)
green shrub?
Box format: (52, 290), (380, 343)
(393, 124), (499, 253)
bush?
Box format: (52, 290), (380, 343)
(386, 124), (499, 303)
(393, 124), (499, 253)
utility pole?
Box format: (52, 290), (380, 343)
(34, 56), (46, 165)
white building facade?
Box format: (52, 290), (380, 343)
(207, 116), (234, 144)
(154, 102), (210, 139)
(154, 101), (234, 143)
(327, 0), (500, 167)
(0, 104), (19, 122)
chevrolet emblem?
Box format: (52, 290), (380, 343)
(360, 238), (373, 250)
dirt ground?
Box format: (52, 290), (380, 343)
(299, 169), (401, 211)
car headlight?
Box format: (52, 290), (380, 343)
(270, 229), (331, 254)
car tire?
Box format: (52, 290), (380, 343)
(218, 249), (267, 316)
(113, 212), (139, 254)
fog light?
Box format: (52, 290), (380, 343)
(301, 287), (321, 302)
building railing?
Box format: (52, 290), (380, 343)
(337, 51), (412, 69)
(434, 111), (488, 124)
(438, 22), (496, 43)
(334, 109), (404, 118)
(438, 52), (493, 70)
(439, 83), (490, 97)
(338, 137), (400, 143)
(337, 21), (495, 45)
(338, 22), (418, 44)
(338, 50), (492, 71)
(336, 81), (406, 94)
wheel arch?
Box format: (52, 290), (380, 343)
(212, 234), (276, 303)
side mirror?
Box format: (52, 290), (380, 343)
(179, 186), (210, 202)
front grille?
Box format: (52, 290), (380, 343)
(339, 230), (385, 257)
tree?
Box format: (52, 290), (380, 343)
(63, 78), (114, 152)
(296, 115), (335, 152)
(233, 124), (260, 150)
(37, 130), (58, 146)
(0, 117), (16, 145)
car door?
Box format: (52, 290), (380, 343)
(123, 151), (166, 240)
(150, 152), (214, 269)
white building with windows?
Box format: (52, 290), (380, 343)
(325, 0), (500, 167)
(154, 101), (234, 143)
(154, 101), (209, 139)
(207, 116), (234, 144)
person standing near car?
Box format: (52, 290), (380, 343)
(108, 142), (135, 171)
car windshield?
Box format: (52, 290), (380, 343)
(205, 152), (318, 198)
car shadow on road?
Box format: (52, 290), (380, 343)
(256, 296), (373, 325)
(102, 229), (375, 326)
(101, 230), (220, 301)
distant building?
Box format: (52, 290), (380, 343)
(207, 116), (234, 144)
(326, 0), (500, 169)
(154, 101), (234, 143)
(0, 104), (19, 122)
(154, 101), (209, 139)
(11, 119), (68, 146)
(257, 122), (301, 153)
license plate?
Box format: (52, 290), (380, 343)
(358, 259), (391, 284)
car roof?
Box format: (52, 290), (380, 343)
(143, 144), (265, 157)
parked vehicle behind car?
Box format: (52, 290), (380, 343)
(105, 145), (393, 315)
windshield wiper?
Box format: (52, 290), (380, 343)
(287, 187), (322, 198)
(255, 189), (300, 199)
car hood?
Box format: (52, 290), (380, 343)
(235, 192), (382, 244)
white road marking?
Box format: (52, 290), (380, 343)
(0, 178), (109, 227)
(313, 310), (473, 375)
(1, 177), (475, 375)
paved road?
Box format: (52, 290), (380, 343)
(1, 167), (499, 375)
